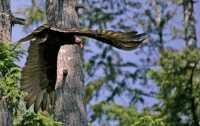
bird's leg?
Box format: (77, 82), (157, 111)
(74, 36), (84, 48)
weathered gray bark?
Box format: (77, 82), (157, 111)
(46, 0), (87, 125)
(0, 0), (12, 126)
(0, 0), (11, 42)
(183, 0), (197, 48)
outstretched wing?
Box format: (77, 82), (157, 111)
(17, 25), (147, 50)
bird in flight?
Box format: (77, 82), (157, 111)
(17, 24), (147, 111)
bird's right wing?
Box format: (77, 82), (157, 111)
(21, 39), (54, 111)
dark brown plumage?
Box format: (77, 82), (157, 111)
(18, 24), (147, 111)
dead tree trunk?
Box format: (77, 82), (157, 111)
(183, 0), (197, 48)
(46, 0), (87, 125)
(0, 0), (11, 42)
(0, 0), (12, 126)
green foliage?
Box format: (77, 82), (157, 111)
(92, 102), (166, 126)
(0, 42), (61, 126)
(133, 116), (166, 126)
(0, 42), (24, 107)
(90, 48), (200, 126)
(0, 67), (24, 106)
(0, 42), (23, 76)
(84, 77), (107, 104)
(149, 48), (200, 126)
(15, 112), (62, 126)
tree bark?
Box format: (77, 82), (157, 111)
(0, 0), (11, 42)
(183, 0), (199, 125)
(0, 0), (12, 126)
(46, 0), (87, 126)
(183, 0), (197, 48)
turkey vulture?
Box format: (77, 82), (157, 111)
(17, 24), (147, 111)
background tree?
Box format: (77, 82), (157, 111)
(0, 0), (13, 125)
(149, 48), (200, 126)
(147, 0), (199, 126)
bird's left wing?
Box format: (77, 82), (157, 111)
(76, 29), (147, 50)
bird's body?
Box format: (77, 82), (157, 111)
(18, 24), (147, 111)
